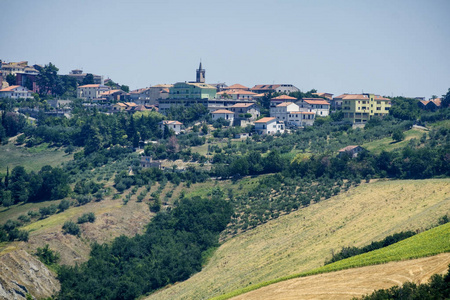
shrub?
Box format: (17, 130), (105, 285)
(77, 212), (96, 224)
(62, 221), (80, 236)
(36, 244), (60, 265)
(58, 200), (70, 212)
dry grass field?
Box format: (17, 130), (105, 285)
(145, 178), (450, 300)
(231, 253), (450, 300)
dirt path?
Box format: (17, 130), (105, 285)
(231, 253), (450, 300)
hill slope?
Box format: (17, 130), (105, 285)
(231, 253), (450, 300)
(146, 178), (450, 300)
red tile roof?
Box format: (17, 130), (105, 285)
(303, 99), (330, 105)
(224, 84), (249, 90)
(212, 109), (234, 114)
(254, 117), (276, 124)
(0, 85), (21, 92)
(79, 84), (102, 88)
(339, 145), (360, 152)
(230, 103), (255, 108)
(272, 95), (297, 100)
(161, 120), (183, 125)
(252, 84), (281, 90)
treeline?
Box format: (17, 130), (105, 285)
(0, 111), (28, 144)
(325, 231), (416, 265)
(25, 110), (165, 151)
(57, 196), (233, 300)
(356, 264), (450, 300)
(0, 165), (70, 206)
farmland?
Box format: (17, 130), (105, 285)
(145, 178), (450, 300)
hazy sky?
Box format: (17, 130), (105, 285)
(1, 0), (449, 98)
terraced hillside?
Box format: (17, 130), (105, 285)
(146, 178), (450, 300)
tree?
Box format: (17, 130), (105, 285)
(36, 63), (62, 97)
(35, 244), (60, 265)
(442, 88), (450, 108)
(5, 74), (16, 86)
(392, 129), (405, 142)
(120, 85), (130, 93)
(82, 73), (94, 85)
(62, 221), (80, 236)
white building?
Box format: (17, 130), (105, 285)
(287, 111), (315, 127)
(211, 109), (234, 126)
(229, 103), (260, 121)
(297, 98), (330, 117)
(159, 120), (183, 135)
(270, 102), (300, 122)
(0, 85), (32, 99)
(77, 84), (111, 100)
(254, 117), (285, 135)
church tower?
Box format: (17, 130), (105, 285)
(196, 62), (205, 83)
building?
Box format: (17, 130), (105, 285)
(297, 98), (330, 116)
(140, 156), (162, 169)
(77, 84), (111, 100)
(159, 120), (183, 135)
(341, 94), (391, 124)
(217, 90), (258, 101)
(251, 84), (300, 94)
(270, 102), (300, 122)
(312, 92), (333, 100)
(100, 89), (127, 102)
(196, 62), (205, 83)
(338, 145), (365, 158)
(0, 85), (33, 99)
(287, 111), (316, 127)
(270, 95), (298, 106)
(147, 84), (173, 104)
(418, 98), (441, 111)
(47, 99), (72, 109)
(229, 103), (260, 121)
(159, 82), (217, 114)
(254, 117), (285, 135)
(331, 94), (347, 110)
(211, 109), (234, 126)
(67, 69), (102, 84)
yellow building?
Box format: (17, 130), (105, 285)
(341, 94), (391, 123)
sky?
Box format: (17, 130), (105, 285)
(1, 0), (449, 98)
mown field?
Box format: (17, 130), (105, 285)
(230, 253), (450, 300)
(220, 222), (450, 299)
(145, 178), (450, 300)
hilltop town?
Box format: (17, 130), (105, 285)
(2, 60), (444, 137)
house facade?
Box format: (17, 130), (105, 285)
(338, 145), (365, 158)
(287, 111), (315, 127)
(270, 102), (300, 122)
(341, 94), (391, 123)
(67, 69), (102, 84)
(77, 84), (111, 100)
(297, 98), (330, 116)
(211, 109), (234, 126)
(229, 103), (260, 121)
(0, 85), (32, 99)
(159, 120), (183, 134)
(100, 89), (127, 102)
(254, 117), (285, 135)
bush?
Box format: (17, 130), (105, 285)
(58, 200), (70, 212)
(62, 221), (80, 236)
(36, 244), (60, 265)
(77, 212), (96, 224)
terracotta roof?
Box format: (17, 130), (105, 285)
(312, 92), (333, 99)
(0, 85), (22, 92)
(100, 89), (123, 95)
(254, 93), (265, 97)
(226, 90), (257, 95)
(212, 109), (234, 114)
(303, 99), (330, 105)
(374, 95), (391, 101)
(254, 117), (276, 124)
(124, 102), (137, 107)
(79, 84), (102, 88)
(224, 84), (249, 90)
(152, 84), (173, 88)
(339, 145), (360, 152)
(276, 102), (295, 107)
(115, 103), (127, 107)
(161, 88), (170, 93)
(419, 100), (429, 106)
(430, 98), (441, 106)
(334, 94), (349, 99)
(130, 88), (150, 94)
(272, 95), (297, 100)
(230, 103), (255, 108)
(161, 120), (182, 125)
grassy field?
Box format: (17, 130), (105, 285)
(216, 222), (450, 299)
(145, 178), (450, 300)
(230, 253), (450, 300)
(0, 142), (73, 173)
(362, 128), (426, 154)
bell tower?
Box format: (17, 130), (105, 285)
(196, 61), (205, 83)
